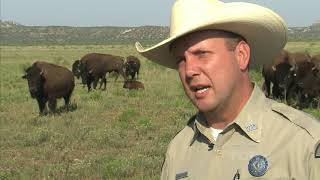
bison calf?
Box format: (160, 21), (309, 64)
(22, 61), (75, 114)
(123, 80), (144, 90)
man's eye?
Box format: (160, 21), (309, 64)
(195, 51), (208, 57)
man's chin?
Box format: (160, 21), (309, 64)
(195, 103), (216, 113)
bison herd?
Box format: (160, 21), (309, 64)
(262, 50), (320, 109)
(22, 53), (143, 114)
(22, 50), (320, 115)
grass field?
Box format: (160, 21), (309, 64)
(0, 42), (319, 179)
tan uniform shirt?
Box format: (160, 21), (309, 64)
(161, 85), (320, 180)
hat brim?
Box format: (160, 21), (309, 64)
(136, 2), (287, 69)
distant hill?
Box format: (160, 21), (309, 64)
(1, 20), (319, 46)
(288, 21), (320, 41)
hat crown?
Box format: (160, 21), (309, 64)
(136, 0), (287, 69)
(170, 0), (224, 36)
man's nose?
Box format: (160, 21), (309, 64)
(185, 57), (200, 78)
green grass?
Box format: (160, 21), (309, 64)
(0, 42), (319, 179)
(284, 41), (320, 55)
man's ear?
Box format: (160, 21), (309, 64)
(235, 41), (250, 71)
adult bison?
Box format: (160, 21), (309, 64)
(262, 51), (313, 103)
(262, 49), (291, 99)
(79, 53), (127, 91)
(291, 61), (320, 108)
(273, 62), (296, 100)
(22, 61), (75, 114)
(125, 55), (141, 80)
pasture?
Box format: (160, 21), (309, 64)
(0, 42), (319, 179)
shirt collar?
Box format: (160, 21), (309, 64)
(189, 112), (213, 145)
(190, 84), (269, 144)
(231, 84), (269, 143)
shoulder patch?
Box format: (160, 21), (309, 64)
(271, 102), (320, 139)
(316, 141), (320, 158)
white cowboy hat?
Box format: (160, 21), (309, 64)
(135, 0), (287, 69)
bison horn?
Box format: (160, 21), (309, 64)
(272, 65), (276, 71)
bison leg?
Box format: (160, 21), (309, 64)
(262, 82), (267, 97)
(86, 72), (94, 92)
(296, 89), (307, 109)
(99, 73), (107, 89)
(101, 77), (107, 90)
(262, 80), (271, 97)
(36, 97), (47, 114)
(86, 80), (92, 92)
(98, 78), (103, 89)
(86, 76), (93, 92)
(286, 85), (299, 107)
(272, 83), (280, 99)
(92, 77), (100, 89)
(63, 94), (71, 106)
(63, 94), (71, 111)
(48, 98), (57, 112)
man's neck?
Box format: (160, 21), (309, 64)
(205, 79), (253, 129)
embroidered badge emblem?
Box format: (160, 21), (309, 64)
(246, 123), (257, 132)
(248, 155), (268, 177)
(315, 142), (320, 158)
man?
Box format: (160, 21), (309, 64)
(135, 0), (320, 179)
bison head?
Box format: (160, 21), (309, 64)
(274, 63), (295, 90)
(294, 62), (317, 86)
(125, 61), (135, 75)
(22, 66), (45, 98)
(72, 60), (81, 78)
(294, 62), (320, 95)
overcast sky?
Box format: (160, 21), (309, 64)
(1, 0), (319, 27)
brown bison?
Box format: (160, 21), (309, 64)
(288, 51), (311, 65)
(262, 49), (292, 99)
(262, 51), (313, 103)
(291, 61), (320, 108)
(22, 61), (75, 114)
(123, 80), (144, 90)
(125, 55), (141, 80)
(78, 53), (127, 91)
